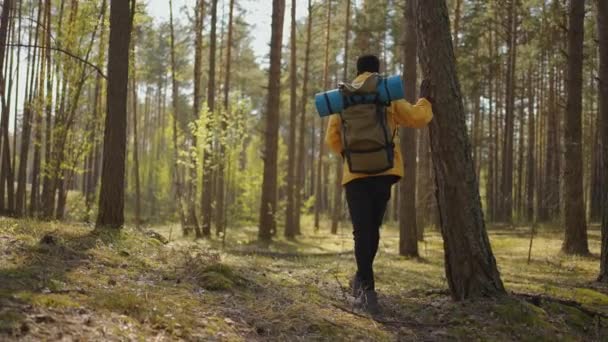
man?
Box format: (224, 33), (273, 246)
(325, 54), (434, 314)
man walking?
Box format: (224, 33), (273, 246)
(325, 54), (434, 314)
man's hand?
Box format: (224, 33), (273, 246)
(419, 79), (435, 104)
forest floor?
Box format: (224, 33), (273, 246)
(1, 217), (608, 341)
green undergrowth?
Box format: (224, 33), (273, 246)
(1, 216), (608, 341)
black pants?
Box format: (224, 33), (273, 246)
(345, 175), (398, 291)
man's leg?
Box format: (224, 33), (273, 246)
(345, 178), (376, 291)
(369, 176), (396, 266)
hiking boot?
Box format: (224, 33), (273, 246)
(349, 274), (363, 297)
(354, 289), (380, 315)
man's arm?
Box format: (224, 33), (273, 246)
(391, 98), (433, 128)
(325, 114), (343, 155)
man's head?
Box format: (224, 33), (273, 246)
(356, 55), (380, 75)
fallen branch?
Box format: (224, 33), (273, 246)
(514, 292), (608, 320)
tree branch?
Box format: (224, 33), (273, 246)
(2, 43), (106, 79)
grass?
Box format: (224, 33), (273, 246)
(1, 216), (608, 341)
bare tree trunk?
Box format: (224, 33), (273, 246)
(168, 0), (187, 232)
(130, 45), (141, 229)
(417, 0), (505, 300)
(597, 0), (608, 282)
(96, 0), (134, 228)
(295, 0), (313, 236)
(202, 0), (219, 237)
(0, 0), (14, 214)
(331, 0), (351, 235)
(190, 0), (205, 238)
(258, 0), (285, 241)
(562, 0), (588, 255)
(285, 0), (298, 238)
(499, 0), (518, 224)
(525, 71), (536, 222)
(399, 0), (418, 257)
(16, 0), (43, 217)
(216, 0), (234, 238)
(314, 0), (331, 231)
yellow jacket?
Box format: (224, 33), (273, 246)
(325, 72), (434, 185)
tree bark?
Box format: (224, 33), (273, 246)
(314, 0), (332, 231)
(525, 71), (536, 222)
(216, 0), (234, 238)
(498, 0), (518, 223)
(285, 0), (298, 238)
(295, 0), (313, 236)
(258, 0), (285, 241)
(96, 0), (134, 228)
(168, 0), (188, 233)
(562, 0), (588, 255)
(202, 0), (219, 237)
(331, 0), (351, 236)
(130, 44), (141, 229)
(416, 0), (505, 300)
(597, 0), (608, 282)
(399, 0), (418, 257)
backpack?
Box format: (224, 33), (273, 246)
(338, 73), (396, 174)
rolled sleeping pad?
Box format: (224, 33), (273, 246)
(314, 75), (405, 117)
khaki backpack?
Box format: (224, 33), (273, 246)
(339, 73), (395, 174)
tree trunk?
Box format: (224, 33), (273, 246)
(216, 0), (234, 238)
(285, 0), (298, 238)
(16, 0), (43, 217)
(525, 71), (535, 222)
(416, 0), (505, 300)
(399, 0), (418, 257)
(499, 0), (517, 224)
(258, 0), (285, 241)
(0, 0), (13, 214)
(562, 0), (588, 255)
(597, 0), (608, 282)
(191, 0), (205, 238)
(130, 45), (141, 229)
(331, 0), (351, 236)
(315, 0), (332, 231)
(295, 0), (313, 236)
(168, 0), (187, 233)
(202, 0), (219, 237)
(96, 0), (133, 228)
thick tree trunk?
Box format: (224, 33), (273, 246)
(399, 0), (418, 257)
(597, 0), (608, 281)
(258, 0), (285, 241)
(96, 0), (133, 228)
(285, 0), (298, 238)
(562, 0), (588, 255)
(416, 0), (505, 300)
(294, 0), (313, 236)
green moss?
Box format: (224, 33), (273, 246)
(92, 290), (148, 320)
(15, 291), (80, 309)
